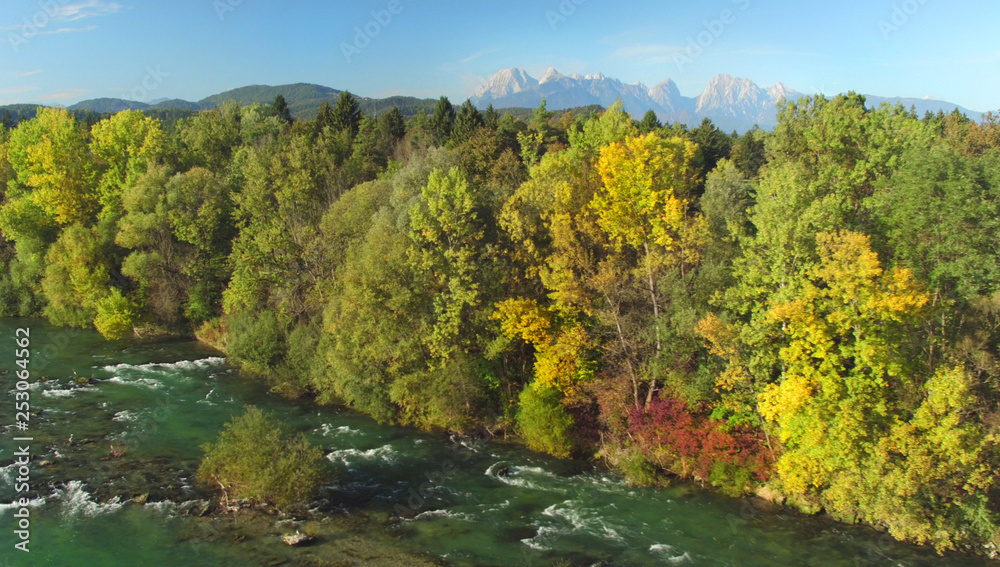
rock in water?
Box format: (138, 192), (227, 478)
(281, 531), (315, 546)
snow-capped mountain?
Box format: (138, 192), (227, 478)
(472, 68), (980, 132)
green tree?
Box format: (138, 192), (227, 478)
(272, 94), (293, 125)
(407, 167), (483, 361)
(638, 110), (662, 134)
(452, 99), (484, 144)
(332, 91), (362, 137)
(430, 96), (455, 146)
(197, 407), (327, 509)
(759, 231), (928, 494)
(41, 224), (110, 328)
(484, 104), (499, 130)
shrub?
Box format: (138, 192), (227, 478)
(197, 406), (328, 509)
(225, 310), (285, 370)
(516, 383), (574, 458)
(94, 288), (137, 340)
(627, 394), (772, 493)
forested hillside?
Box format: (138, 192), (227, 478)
(1, 90), (998, 556)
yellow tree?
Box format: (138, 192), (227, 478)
(4, 108), (96, 227)
(758, 231), (929, 494)
(593, 133), (705, 404)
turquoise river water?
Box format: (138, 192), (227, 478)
(0, 319), (994, 566)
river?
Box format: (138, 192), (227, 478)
(0, 319), (992, 566)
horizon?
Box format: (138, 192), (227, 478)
(13, 70), (988, 116)
(1, 1), (997, 112)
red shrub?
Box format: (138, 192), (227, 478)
(627, 395), (773, 483)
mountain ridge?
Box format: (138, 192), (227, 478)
(18, 73), (984, 133)
(472, 67), (983, 132)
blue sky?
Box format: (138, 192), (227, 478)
(1, 0), (998, 112)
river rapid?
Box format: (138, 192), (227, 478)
(0, 319), (993, 566)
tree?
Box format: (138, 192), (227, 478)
(377, 106), (407, 147)
(407, 167), (483, 361)
(638, 110), (662, 134)
(730, 126), (766, 179)
(758, 231), (928, 494)
(197, 407), (327, 509)
(484, 104), (499, 130)
(41, 224), (110, 328)
(118, 164), (232, 328)
(4, 107), (96, 227)
(314, 101), (335, 134)
(179, 102), (243, 173)
(430, 96), (455, 146)
(90, 110), (165, 218)
(272, 94), (293, 125)
(593, 133), (705, 405)
(690, 118), (732, 176)
(332, 91), (362, 137)
(452, 99), (484, 144)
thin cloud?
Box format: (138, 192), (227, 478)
(460, 48), (499, 64)
(37, 25), (98, 36)
(52, 1), (122, 22)
(0, 1), (118, 31)
(14, 70), (42, 78)
(0, 86), (37, 95)
(39, 89), (88, 101)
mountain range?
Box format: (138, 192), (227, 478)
(472, 67), (983, 133)
(2, 72), (983, 133)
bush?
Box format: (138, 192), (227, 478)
(516, 383), (574, 458)
(94, 289), (137, 340)
(225, 310), (285, 370)
(627, 395), (772, 493)
(197, 406), (328, 509)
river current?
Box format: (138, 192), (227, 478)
(0, 319), (992, 566)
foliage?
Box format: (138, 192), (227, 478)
(94, 288), (137, 340)
(197, 407), (327, 509)
(516, 383), (575, 458)
(2, 100), (1000, 554)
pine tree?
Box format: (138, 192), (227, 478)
(272, 95), (293, 125)
(332, 91), (362, 137)
(430, 96), (455, 146)
(484, 104), (499, 130)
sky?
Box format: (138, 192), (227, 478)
(1, 0), (998, 112)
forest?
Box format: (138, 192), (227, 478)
(1, 91), (998, 555)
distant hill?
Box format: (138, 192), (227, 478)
(0, 104), (45, 125)
(149, 99), (202, 111)
(197, 83), (342, 109)
(69, 98), (149, 113)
